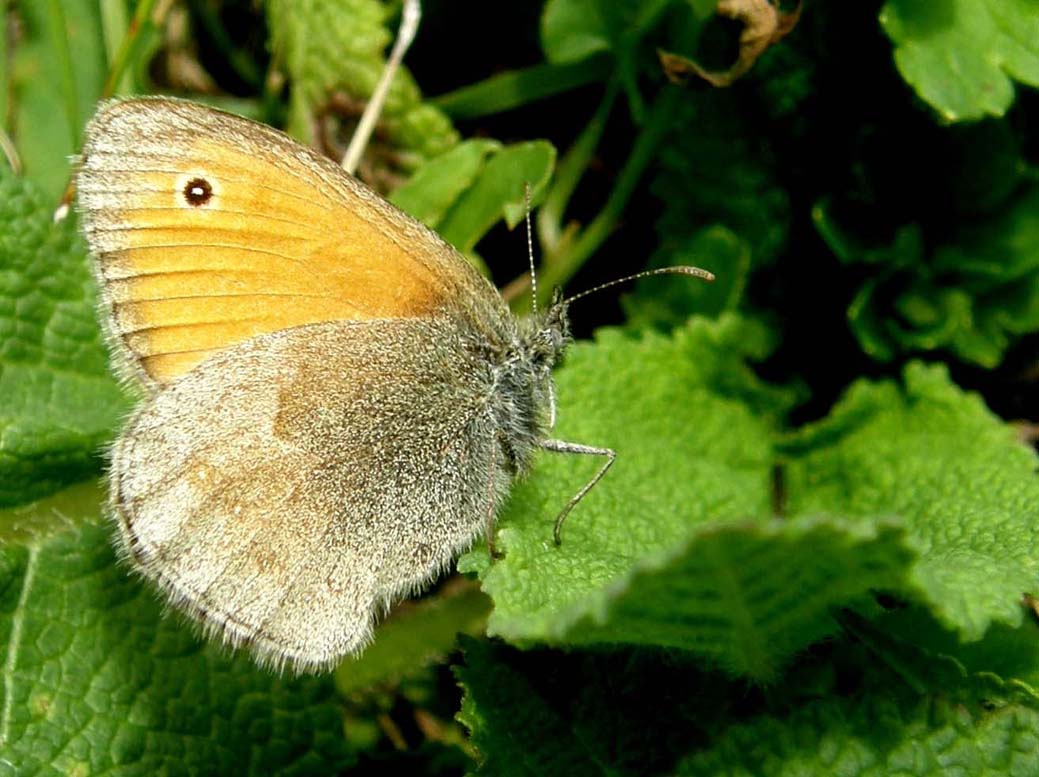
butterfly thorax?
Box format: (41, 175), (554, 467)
(485, 299), (571, 476)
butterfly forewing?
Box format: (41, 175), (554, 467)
(77, 97), (501, 386)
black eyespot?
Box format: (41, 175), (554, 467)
(182, 177), (213, 206)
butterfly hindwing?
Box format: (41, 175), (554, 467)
(111, 317), (500, 670)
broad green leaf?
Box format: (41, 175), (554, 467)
(538, 0), (712, 116)
(0, 488), (353, 776)
(874, 606), (1039, 693)
(0, 171), (126, 507)
(553, 516), (915, 679)
(784, 361), (1039, 642)
(11, 0), (107, 200)
(458, 633), (1039, 777)
(435, 141), (556, 253)
(463, 325), (1039, 679)
(456, 638), (600, 776)
(540, 0), (711, 66)
(676, 619), (1039, 777)
(880, 0), (1039, 122)
(456, 637), (738, 777)
(678, 685), (1039, 776)
(540, 0), (612, 64)
(822, 185), (1039, 367)
(267, 0), (458, 167)
(837, 610), (1039, 707)
(462, 316), (882, 679)
(389, 139), (501, 229)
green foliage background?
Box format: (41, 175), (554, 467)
(2, 0), (1039, 774)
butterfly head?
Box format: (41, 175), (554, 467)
(523, 288), (571, 373)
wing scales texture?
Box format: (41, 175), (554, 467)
(77, 98), (499, 385)
(112, 318), (499, 670)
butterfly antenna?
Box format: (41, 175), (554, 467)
(563, 266), (715, 305)
(342, 0), (421, 174)
(524, 182), (538, 316)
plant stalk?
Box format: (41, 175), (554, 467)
(534, 87), (681, 308)
(46, 0), (78, 149)
(536, 80), (619, 256)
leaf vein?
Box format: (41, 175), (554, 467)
(0, 543), (40, 747)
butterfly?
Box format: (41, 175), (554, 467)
(76, 96), (710, 672)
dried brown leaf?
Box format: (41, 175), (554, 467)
(659, 0), (801, 87)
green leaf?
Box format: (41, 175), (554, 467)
(463, 316), (896, 680)
(538, 0), (712, 118)
(873, 605), (1039, 693)
(267, 0), (458, 166)
(0, 487), (354, 776)
(456, 638), (599, 776)
(11, 0), (107, 200)
(0, 171), (127, 507)
(555, 515), (916, 679)
(783, 361), (1039, 642)
(880, 0), (1039, 122)
(464, 329), (1039, 679)
(837, 610), (1039, 707)
(456, 638), (738, 776)
(824, 185), (1039, 367)
(540, 0), (706, 66)
(674, 615), (1039, 776)
(389, 139), (501, 230)
(540, 0), (613, 64)
(678, 682), (1039, 776)
(458, 631), (1039, 777)
(435, 141), (556, 253)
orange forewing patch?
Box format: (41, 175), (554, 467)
(79, 105), (458, 385)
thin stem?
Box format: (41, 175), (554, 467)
(100, 0), (131, 95)
(0, 126), (20, 174)
(536, 80), (619, 256)
(46, 0), (78, 149)
(433, 58), (611, 120)
(101, 0), (159, 99)
(342, 0), (421, 174)
(0, 2), (9, 134)
(534, 87), (681, 308)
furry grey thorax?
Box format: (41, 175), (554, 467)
(483, 297), (571, 478)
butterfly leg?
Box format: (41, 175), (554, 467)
(485, 439), (504, 559)
(482, 436), (507, 556)
(538, 439), (616, 545)
(486, 426), (527, 559)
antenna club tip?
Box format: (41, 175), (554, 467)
(676, 266), (715, 282)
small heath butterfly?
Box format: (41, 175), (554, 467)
(76, 97), (712, 672)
